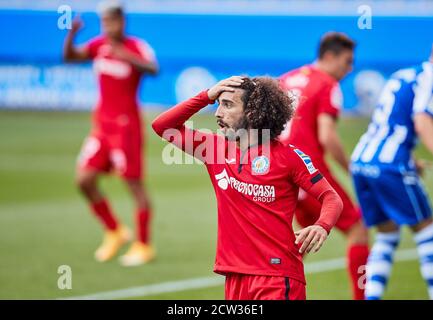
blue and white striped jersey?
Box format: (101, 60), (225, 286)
(351, 61), (433, 168)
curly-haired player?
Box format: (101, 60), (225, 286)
(152, 76), (343, 300)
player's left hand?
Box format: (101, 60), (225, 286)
(207, 76), (244, 100)
(295, 225), (328, 254)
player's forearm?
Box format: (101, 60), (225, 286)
(152, 91), (213, 137)
(415, 113), (433, 155)
(124, 51), (159, 75)
(318, 115), (350, 172)
(63, 32), (75, 60)
(306, 178), (343, 234)
(135, 61), (159, 75)
(323, 135), (350, 172)
(63, 32), (85, 61)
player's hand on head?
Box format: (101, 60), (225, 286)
(207, 76), (244, 100)
(294, 225), (328, 254)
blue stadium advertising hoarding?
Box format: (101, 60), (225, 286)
(0, 9), (432, 113)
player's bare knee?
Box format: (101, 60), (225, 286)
(376, 220), (400, 233)
(76, 172), (97, 194)
(346, 221), (369, 245)
(76, 178), (91, 194)
(410, 218), (433, 233)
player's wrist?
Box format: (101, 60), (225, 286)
(313, 223), (330, 235)
(200, 90), (215, 105)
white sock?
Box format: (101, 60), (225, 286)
(365, 231), (400, 300)
(414, 223), (433, 300)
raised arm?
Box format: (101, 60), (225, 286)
(63, 17), (90, 62)
(152, 90), (213, 136)
(152, 77), (244, 162)
(152, 76), (244, 136)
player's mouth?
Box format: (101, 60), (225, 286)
(217, 120), (229, 129)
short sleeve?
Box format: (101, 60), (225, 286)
(413, 63), (433, 117)
(317, 82), (342, 119)
(287, 147), (324, 191)
(83, 37), (103, 59)
(135, 39), (157, 64)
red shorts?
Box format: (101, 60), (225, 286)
(225, 273), (306, 300)
(296, 169), (361, 232)
(77, 127), (143, 180)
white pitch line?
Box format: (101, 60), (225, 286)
(61, 248), (418, 300)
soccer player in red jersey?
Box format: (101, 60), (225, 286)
(152, 76), (343, 300)
(279, 32), (369, 299)
(63, 2), (159, 266)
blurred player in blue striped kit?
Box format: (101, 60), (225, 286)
(351, 46), (433, 299)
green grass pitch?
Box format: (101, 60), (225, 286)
(0, 110), (432, 299)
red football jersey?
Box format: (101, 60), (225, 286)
(208, 139), (322, 284)
(279, 65), (343, 169)
(152, 91), (340, 285)
(85, 36), (156, 128)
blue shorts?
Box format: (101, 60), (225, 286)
(351, 164), (432, 227)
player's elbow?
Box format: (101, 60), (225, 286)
(151, 117), (164, 137)
(63, 54), (74, 62)
(63, 49), (78, 62)
(147, 63), (159, 75)
(63, 49), (72, 62)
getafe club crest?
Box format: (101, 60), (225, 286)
(252, 156), (270, 175)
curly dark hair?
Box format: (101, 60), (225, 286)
(237, 76), (294, 141)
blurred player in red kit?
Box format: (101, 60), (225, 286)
(63, 1), (159, 266)
(279, 32), (369, 299)
(152, 76), (343, 299)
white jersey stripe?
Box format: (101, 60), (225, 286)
(413, 62), (433, 114)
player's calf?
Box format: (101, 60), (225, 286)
(412, 218), (433, 299)
(365, 222), (400, 300)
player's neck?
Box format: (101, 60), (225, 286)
(108, 34), (125, 43)
(236, 130), (262, 152)
(315, 61), (337, 80)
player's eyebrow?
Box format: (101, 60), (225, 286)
(219, 98), (234, 105)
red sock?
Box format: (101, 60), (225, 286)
(90, 199), (118, 231)
(347, 244), (369, 300)
(136, 208), (151, 244)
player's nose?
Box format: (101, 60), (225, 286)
(214, 105), (223, 119)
